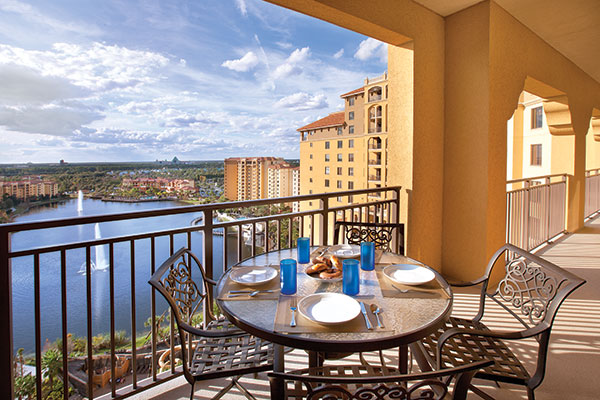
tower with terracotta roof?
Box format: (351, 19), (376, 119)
(297, 73), (389, 224)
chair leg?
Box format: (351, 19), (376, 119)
(189, 382), (195, 400)
(233, 377), (258, 400)
(468, 384), (496, 400)
(527, 387), (535, 400)
(211, 379), (235, 400)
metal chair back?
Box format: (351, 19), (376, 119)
(333, 221), (405, 254)
(268, 361), (492, 400)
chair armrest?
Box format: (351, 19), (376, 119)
(205, 277), (218, 286)
(179, 321), (247, 338)
(436, 325), (548, 368)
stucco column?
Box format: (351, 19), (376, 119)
(511, 103), (525, 182)
(567, 128), (587, 231)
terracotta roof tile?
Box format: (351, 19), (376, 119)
(340, 87), (364, 98)
(297, 112), (345, 131)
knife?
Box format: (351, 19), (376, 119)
(359, 301), (373, 330)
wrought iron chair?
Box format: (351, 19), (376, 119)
(148, 247), (273, 400)
(333, 221), (405, 255)
(417, 243), (585, 400)
(268, 360), (492, 399)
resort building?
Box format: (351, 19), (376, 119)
(0, 179), (58, 200)
(121, 178), (195, 194)
(224, 157), (288, 201)
(299, 73), (389, 211)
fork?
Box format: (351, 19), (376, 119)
(290, 297), (297, 327)
(392, 284), (415, 294)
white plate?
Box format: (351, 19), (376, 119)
(330, 244), (360, 259)
(229, 266), (278, 287)
(297, 293), (361, 325)
(383, 264), (436, 286)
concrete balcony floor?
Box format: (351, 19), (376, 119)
(131, 215), (600, 400)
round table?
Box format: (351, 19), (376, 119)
(216, 247), (452, 356)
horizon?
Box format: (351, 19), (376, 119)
(0, 0), (388, 164)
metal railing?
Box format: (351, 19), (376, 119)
(1, 187), (401, 399)
(506, 174), (567, 251)
(585, 169), (600, 218)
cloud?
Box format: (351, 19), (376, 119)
(275, 92), (328, 111)
(333, 48), (344, 59)
(0, 42), (170, 91)
(276, 41), (293, 50)
(272, 47), (310, 79)
(221, 51), (259, 72)
(235, 0), (248, 17)
(354, 38), (387, 62)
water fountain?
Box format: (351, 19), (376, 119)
(78, 223), (109, 274)
(77, 190), (84, 214)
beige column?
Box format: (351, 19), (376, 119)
(511, 103), (525, 181)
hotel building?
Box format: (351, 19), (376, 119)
(298, 73), (389, 212)
(0, 179), (59, 200)
(224, 157), (298, 201)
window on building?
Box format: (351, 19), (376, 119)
(348, 195), (353, 202)
(531, 106), (543, 129)
(325, 154), (330, 162)
(530, 144), (542, 166)
(337, 154), (343, 162)
(337, 167), (342, 175)
(310, 142), (313, 147)
(348, 153), (354, 162)
(309, 166), (313, 171)
(325, 179), (330, 187)
(325, 141), (330, 149)
(348, 182), (354, 189)
(349, 111), (354, 120)
(348, 167), (354, 176)
(348, 97), (355, 106)
(309, 190), (312, 194)
(309, 154), (313, 159)
(337, 180), (342, 189)
(325, 167), (330, 175)
(309, 178), (313, 183)
(337, 140), (343, 149)
(349, 140), (354, 148)
(349, 125), (354, 134)
(337, 196), (343, 202)
(337, 127), (343, 135)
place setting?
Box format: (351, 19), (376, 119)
(375, 263), (451, 299)
(217, 264), (281, 300)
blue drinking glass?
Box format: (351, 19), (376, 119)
(360, 242), (375, 271)
(297, 237), (310, 264)
(342, 259), (360, 296)
(280, 258), (297, 295)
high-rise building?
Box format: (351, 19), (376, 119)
(0, 179), (59, 200)
(224, 157), (289, 201)
(298, 73), (389, 210)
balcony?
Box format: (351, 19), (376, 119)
(368, 175), (382, 182)
(368, 160), (382, 166)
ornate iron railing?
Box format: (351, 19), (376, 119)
(0, 186), (401, 399)
(506, 174), (567, 251)
(585, 169), (600, 219)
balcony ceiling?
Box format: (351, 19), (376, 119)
(413, 0), (600, 84)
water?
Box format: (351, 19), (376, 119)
(10, 198), (238, 353)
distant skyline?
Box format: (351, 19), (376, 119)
(0, 0), (388, 163)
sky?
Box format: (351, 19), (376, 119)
(0, 0), (388, 163)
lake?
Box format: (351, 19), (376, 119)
(10, 198), (238, 353)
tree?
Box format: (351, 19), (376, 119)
(41, 349), (62, 390)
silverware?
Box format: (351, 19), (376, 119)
(229, 289), (275, 294)
(228, 289), (274, 298)
(391, 284), (415, 294)
(359, 301), (373, 330)
(370, 304), (384, 328)
(290, 297), (297, 327)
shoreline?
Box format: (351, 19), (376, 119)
(2, 197), (69, 223)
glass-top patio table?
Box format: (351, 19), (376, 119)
(216, 247), (452, 375)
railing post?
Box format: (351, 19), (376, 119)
(523, 179), (530, 250)
(320, 196), (329, 246)
(546, 176), (551, 242)
(0, 228), (14, 399)
(203, 209), (214, 280)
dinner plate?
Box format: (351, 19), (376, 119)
(229, 266), (278, 287)
(329, 244), (360, 259)
(383, 264), (435, 286)
(297, 293), (360, 325)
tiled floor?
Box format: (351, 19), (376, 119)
(128, 215), (600, 399)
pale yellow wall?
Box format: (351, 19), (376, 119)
(270, 0), (600, 281)
(346, 93), (365, 135)
(586, 116), (600, 170)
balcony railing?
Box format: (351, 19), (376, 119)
(368, 144), (382, 150)
(585, 169), (600, 218)
(0, 187), (401, 399)
(368, 175), (382, 182)
(506, 174), (567, 251)
(368, 160), (382, 166)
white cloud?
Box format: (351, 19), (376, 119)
(333, 48), (344, 59)
(272, 47), (310, 80)
(354, 38), (387, 62)
(276, 41), (293, 50)
(235, 0), (248, 17)
(221, 51), (259, 72)
(275, 92), (328, 111)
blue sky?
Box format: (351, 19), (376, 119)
(0, 0), (388, 163)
